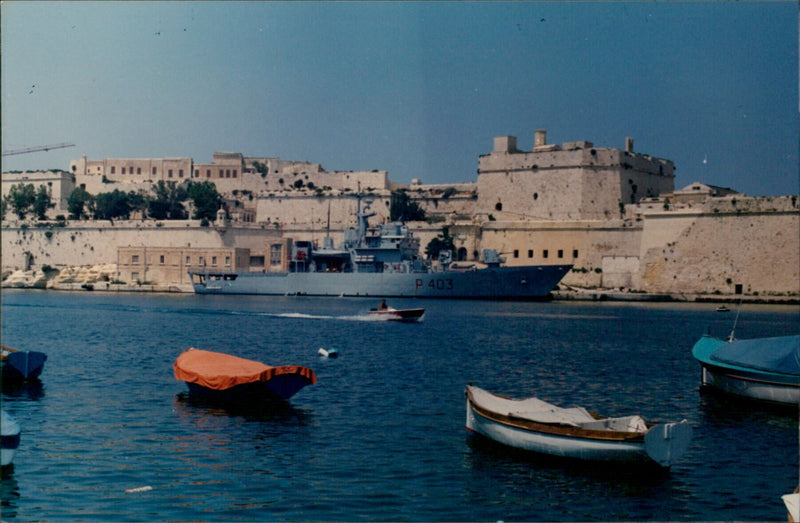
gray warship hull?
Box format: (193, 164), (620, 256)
(190, 264), (572, 299)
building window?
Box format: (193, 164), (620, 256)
(121, 167), (126, 174)
(159, 255), (165, 264)
(270, 245), (283, 265)
(225, 256), (231, 266)
(232, 170), (237, 178)
(528, 250), (533, 258)
(152, 167), (157, 175)
(558, 249), (564, 258)
(168, 169), (173, 178)
(219, 170), (224, 178)
(495, 202), (502, 211)
(186, 256), (191, 265)
(199, 256), (204, 265)
(111, 166), (116, 174)
(226, 169), (231, 178)
(206, 170), (211, 178)
(129, 166), (133, 174)
(513, 249), (519, 258)
(573, 249), (579, 258)
(212, 256), (217, 266)
(131, 271), (139, 281)
(194, 169), (199, 177)
(132, 255), (139, 263)
(137, 167), (142, 174)
(179, 169), (184, 178)
(543, 250), (548, 259)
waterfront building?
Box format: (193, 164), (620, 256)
(117, 246), (250, 286)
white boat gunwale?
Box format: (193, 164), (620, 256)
(465, 387), (648, 443)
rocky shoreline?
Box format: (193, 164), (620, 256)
(2, 265), (797, 304)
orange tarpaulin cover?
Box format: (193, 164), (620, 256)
(174, 348), (317, 391)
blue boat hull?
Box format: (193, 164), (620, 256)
(184, 373), (314, 404)
(2, 351), (47, 382)
(692, 335), (800, 406)
(192, 264), (572, 299)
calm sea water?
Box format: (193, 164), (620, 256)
(1, 290), (797, 521)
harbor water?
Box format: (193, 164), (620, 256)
(1, 290), (798, 521)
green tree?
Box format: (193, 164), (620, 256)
(8, 183), (36, 219)
(33, 185), (54, 220)
(186, 181), (222, 221)
(127, 190), (149, 219)
(149, 181), (187, 219)
(93, 190), (131, 220)
(390, 191), (426, 221)
(68, 187), (92, 219)
(425, 227), (455, 260)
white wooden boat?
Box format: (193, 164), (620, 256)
(465, 385), (692, 467)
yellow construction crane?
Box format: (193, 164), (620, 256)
(2, 142), (75, 156)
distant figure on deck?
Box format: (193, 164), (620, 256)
(378, 299), (388, 310)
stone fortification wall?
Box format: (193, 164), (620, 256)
(478, 220), (643, 288)
(214, 168), (389, 197)
(255, 193), (392, 229)
(0, 219), (281, 272)
(638, 196), (799, 295)
(403, 182), (479, 221)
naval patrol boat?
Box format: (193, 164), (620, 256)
(190, 199), (572, 299)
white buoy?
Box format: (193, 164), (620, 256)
(318, 348), (338, 358)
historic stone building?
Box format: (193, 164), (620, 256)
(477, 131), (675, 220)
(1, 170), (75, 215)
(117, 246), (250, 286)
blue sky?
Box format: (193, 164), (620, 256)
(2, 1), (797, 196)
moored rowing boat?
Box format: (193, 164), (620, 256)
(465, 385), (692, 467)
(174, 348), (317, 404)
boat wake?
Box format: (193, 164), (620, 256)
(257, 312), (394, 322)
(157, 307), (410, 322)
